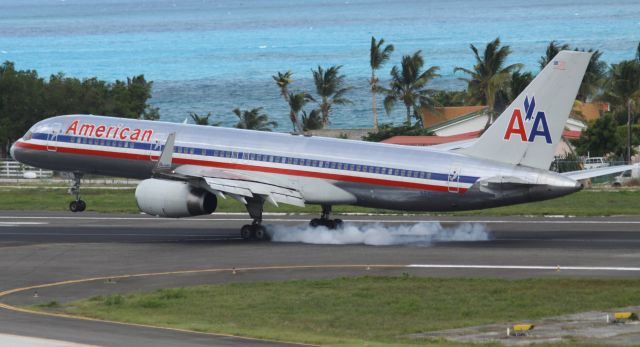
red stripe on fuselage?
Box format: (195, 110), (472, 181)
(14, 141), (467, 193)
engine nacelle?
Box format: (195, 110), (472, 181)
(135, 179), (217, 218)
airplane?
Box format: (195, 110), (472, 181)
(10, 51), (634, 240)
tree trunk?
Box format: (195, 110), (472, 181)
(405, 105), (411, 125)
(321, 98), (330, 127)
(628, 99), (632, 164)
(483, 87), (496, 132)
(371, 71), (378, 131)
(289, 110), (298, 133)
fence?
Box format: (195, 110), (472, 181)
(0, 159), (53, 178)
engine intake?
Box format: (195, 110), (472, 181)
(135, 179), (217, 217)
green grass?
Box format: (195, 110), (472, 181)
(35, 276), (640, 346)
(1, 187), (639, 216)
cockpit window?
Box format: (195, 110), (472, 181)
(23, 131), (33, 140)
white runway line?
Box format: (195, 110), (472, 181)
(407, 264), (640, 272)
(0, 222), (48, 226)
(0, 333), (99, 347)
(1, 216), (640, 224)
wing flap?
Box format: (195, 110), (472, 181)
(202, 176), (305, 208)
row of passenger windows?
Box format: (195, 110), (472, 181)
(65, 135), (435, 179)
(71, 136), (133, 148)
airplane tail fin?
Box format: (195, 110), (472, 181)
(459, 50), (591, 170)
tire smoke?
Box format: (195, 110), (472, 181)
(266, 221), (490, 246)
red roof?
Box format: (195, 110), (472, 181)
(382, 131), (482, 146)
(562, 130), (582, 140)
(382, 130), (581, 146)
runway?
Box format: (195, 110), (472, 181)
(1, 212), (640, 346)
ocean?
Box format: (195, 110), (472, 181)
(1, 0), (639, 130)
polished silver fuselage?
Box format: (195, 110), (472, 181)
(12, 115), (581, 211)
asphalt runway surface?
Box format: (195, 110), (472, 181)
(1, 212), (640, 346)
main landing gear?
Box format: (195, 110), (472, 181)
(309, 205), (343, 229)
(240, 196), (270, 241)
(68, 172), (86, 213)
(238, 201), (343, 241)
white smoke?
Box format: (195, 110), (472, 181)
(267, 222), (490, 246)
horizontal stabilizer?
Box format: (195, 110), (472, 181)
(562, 164), (637, 181)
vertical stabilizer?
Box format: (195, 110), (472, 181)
(459, 51), (591, 169)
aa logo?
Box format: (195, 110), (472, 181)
(503, 96), (552, 144)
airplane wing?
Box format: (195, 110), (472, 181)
(152, 138), (305, 207)
(561, 164), (637, 181)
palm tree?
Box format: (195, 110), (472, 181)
(301, 108), (323, 131)
(539, 41), (571, 70)
(381, 50), (440, 126)
(369, 36), (394, 131)
(602, 59), (640, 162)
(508, 70), (534, 102)
(576, 49), (607, 102)
(233, 107), (277, 131)
(454, 37), (522, 126)
(287, 92), (314, 133)
(189, 112), (217, 126)
(311, 65), (352, 127)
(272, 71), (293, 102)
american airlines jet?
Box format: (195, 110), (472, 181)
(11, 51), (632, 240)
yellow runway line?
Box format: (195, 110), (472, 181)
(0, 264), (406, 347)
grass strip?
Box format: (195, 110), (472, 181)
(1, 187), (639, 216)
(34, 276), (640, 346)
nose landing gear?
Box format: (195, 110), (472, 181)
(68, 172), (86, 213)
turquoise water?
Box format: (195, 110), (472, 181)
(1, 0), (639, 129)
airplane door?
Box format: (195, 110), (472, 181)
(46, 123), (62, 152)
(149, 132), (167, 161)
(448, 166), (461, 193)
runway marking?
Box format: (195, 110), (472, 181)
(1, 216), (640, 224)
(0, 265), (411, 347)
(0, 332), (99, 347)
(407, 264), (640, 271)
(0, 222), (48, 226)
(2, 263), (639, 345)
(0, 233), (235, 238)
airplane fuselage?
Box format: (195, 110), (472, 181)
(11, 115), (581, 212)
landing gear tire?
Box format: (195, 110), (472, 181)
(240, 225), (253, 240)
(309, 205), (343, 229)
(254, 225), (270, 241)
(69, 199), (86, 213)
(309, 218), (342, 229)
(240, 224), (270, 241)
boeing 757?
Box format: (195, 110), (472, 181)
(10, 51), (633, 240)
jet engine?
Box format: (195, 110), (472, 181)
(135, 179), (217, 217)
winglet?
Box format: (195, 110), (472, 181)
(155, 132), (176, 171)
